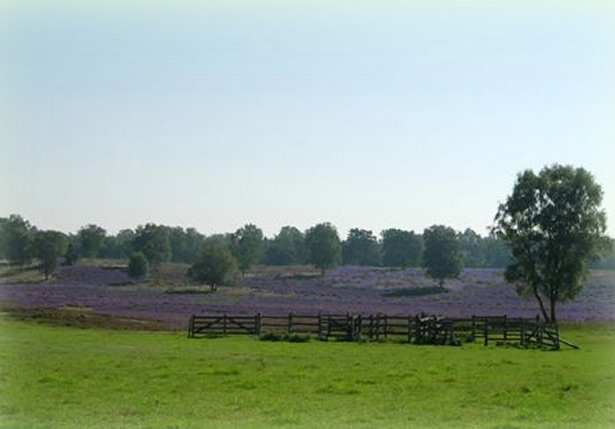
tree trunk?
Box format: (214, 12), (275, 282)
(533, 285), (550, 323)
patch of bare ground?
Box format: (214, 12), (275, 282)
(1, 304), (170, 331)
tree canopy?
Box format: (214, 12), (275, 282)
(423, 225), (463, 288)
(342, 228), (381, 266)
(494, 165), (608, 323)
(132, 224), (171, 269)
(33, 230), (68, 280)
(264, 226), (307, 266)
(381, 228), (423, 268)
(0, 214), (35, 266)
(305, 222), (342, 275)
(188, 241), (237, 290)
(231, 224), (264, 276)
(77, 224), (106, 258)
(459, 228), (485, 268)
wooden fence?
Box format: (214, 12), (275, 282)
(188, 313), (565, 349)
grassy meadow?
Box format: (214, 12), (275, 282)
(1, 316), (614, 429)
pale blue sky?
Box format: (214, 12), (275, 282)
(1, 1), (614, 237)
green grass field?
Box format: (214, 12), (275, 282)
(1, 317), (614, 429)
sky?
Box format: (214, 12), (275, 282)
(1, 0), (614, 238)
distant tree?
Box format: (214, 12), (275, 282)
(305, 222), (342, 276)
(1, 214), (35, 266)
(188, 242), (237, 290)
(381, 229), (423, 268)
(588, 238), (615, 270)
(264, 226), (307, 266)
(205, 233), (234, 248)
(98, 229), (135, 260)
(0, 217), (7, 260)
(165, 226), (204, 264)
(459, 228), (485, 268)
(184, 228), (205, 263)
(423, 225), (463, 288)
(231, 224), (264, 276)
(127, 251), (149, 280)
(482, 235), (512, 268)
(493, 165), (608, 323)
(64, 235), (79, 265)
(342, 228), (381, 266)
(77, 224), (106, 258)
(33, 230), (68, 280)
(132, 224), (171, 269)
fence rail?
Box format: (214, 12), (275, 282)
(188, 313), (562, 349)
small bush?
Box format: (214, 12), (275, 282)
(383, 286), (447, 298)
(285, 334), (311, 343)
(259, 332), (283, 342)
(258, 333), (311, 342)
(127, 252), (149, 280)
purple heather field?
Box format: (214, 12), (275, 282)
(1, 265), (614, 329)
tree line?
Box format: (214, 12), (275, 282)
(0, 215), (519, 276)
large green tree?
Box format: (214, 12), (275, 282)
(33, 230), (68, 280)
(423, 225), (463, 288)
(188, 241), (237, 290)
(342, 228), (381, 266)
(381, 229), (423, 268)
(305, 222), (342, 276)
(132, 224), (171, 269)
(494, 165), (608, 323)
(231, 224), (264, 276)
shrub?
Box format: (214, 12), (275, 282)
(188, 242), (237, 289)
(127, 251), (149, 280)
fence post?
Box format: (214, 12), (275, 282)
(346, 313), (351, 340)
(384, 314), (388, 340)
(503, 315), (508, 343)
(407, 316), (412, 343)
(223, 313), (227, 335)
(471, 315), (475, 339)
(520, 318), (526, 347)
(188, 315), (194, 338)
(415, 315), (421, 344)
(288, 312), (293, 334)
(375, 314), (380, 341)
(318, 312), (323, 340)
(255, 313), (261, 337)
(483, 317), (488, 346)
(356, 315), (362, 341)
